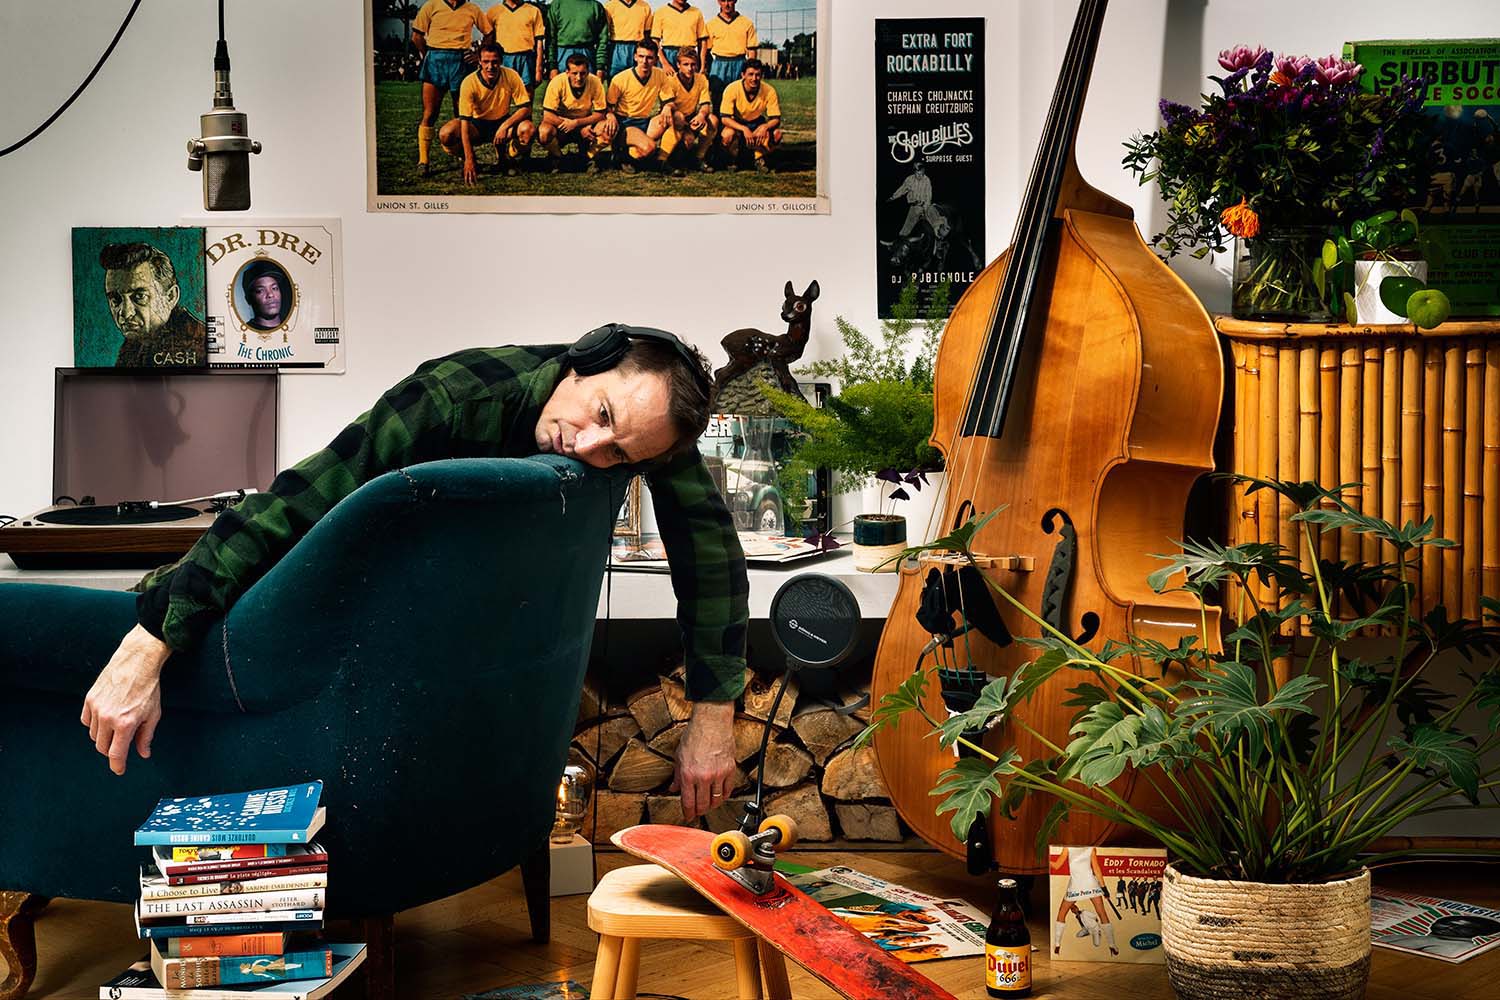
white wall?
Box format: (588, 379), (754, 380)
(3, 0), (1495, 516)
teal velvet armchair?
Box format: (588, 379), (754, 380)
(0, 456), (620, 998)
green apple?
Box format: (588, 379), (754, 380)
(1405, 289), (1451, 330)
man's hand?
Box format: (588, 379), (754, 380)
(671, 700), (737, 820)
(559, 118), (578, 134)
(463, 155), (479, 185)
(81, 624), (170, 775)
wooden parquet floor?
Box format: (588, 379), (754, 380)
(18, 850), (1500, 998)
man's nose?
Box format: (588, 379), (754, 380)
(574, 427), (616, 464)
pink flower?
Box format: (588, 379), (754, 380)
(1218, 45), (1268, 73)
(1270, 54), (1312, 87)
(1313, 54), (1363, 86)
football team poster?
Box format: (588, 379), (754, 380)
(875, 17), (985, 317)
(366, 0), (828, 214)
(71, 227), (207, 369)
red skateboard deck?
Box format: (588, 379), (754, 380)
(612, 824), (958, 1000)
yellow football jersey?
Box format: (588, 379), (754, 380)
(608, 66), (674, 118)
(413, 0), (489, 50)
(544, 74), (607, 117)
(485, 2), (545, 52)
(604, 0), (653, 43)
(459, 66), (530, 120)
(707, 12), (757, 57)
(665, 72), (711, 115)
(720, 79), (779, 121)
(652, 3), (707, 48)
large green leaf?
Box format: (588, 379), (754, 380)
(1388, 725), (1479, 803)
(854, 669), (928, 750)
(932, 751), (1020, 841)
(1128, 705), (1209, 771)
(937, 673), (1020, 748)
(1064, 703), (1142, 787)
(1178, 663), (1324, 761)
(1475, 668), (1500, 734)
(1294, 508), (1455, 554)
(1147, 538), (1307, 596)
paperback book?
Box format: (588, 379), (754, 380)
(153, 943), (333, 988)
(135, 783), (325, 846)
(135, 906), (324, 940)
(139, 889), (324, 920)
(164, 933), (286, 959)
(141, 868), (328, 901)
(154, 844), (328, 881)
(99, 942), (366, 999)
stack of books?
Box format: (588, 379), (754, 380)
(99, 781), (366, 997)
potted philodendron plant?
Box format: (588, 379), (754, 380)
(763, 280), (947, 571)
(859, 475), (1500, 999)
(1318, 209), (1452, 327)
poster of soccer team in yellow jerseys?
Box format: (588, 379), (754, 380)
(366, 1), (827, 213)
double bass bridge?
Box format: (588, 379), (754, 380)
(915, 551), (1036, 573)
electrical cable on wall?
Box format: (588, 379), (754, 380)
(0, 0), (143, 158)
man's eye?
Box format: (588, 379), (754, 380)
(599, 405), (611, 425)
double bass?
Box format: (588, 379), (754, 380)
(869, 0), (1224, 871)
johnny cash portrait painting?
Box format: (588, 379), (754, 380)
(71, 227), (207, 368)
(201, 219), (346, 373)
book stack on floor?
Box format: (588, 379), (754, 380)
(99, 781), (366, 999)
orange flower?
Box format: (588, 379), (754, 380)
(1220, 197), (1260, 238)
(1269, 69), (1295, 87)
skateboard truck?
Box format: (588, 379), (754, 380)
(711, 813), (798, 896)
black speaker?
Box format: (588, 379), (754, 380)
(768, 574), (861, 671)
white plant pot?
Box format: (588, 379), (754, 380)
(1353, 259), (1427, 324)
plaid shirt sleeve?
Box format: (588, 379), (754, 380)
(645, 448), (749, 702)
(136, 368), (461, 652)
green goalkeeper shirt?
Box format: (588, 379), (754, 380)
(133, 344), (749, 702)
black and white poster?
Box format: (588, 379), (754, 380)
(875, 18), (984, 317)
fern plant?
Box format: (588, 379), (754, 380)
(858, 475), (1500, 883)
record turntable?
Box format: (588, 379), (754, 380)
(0, 368), (278, 570)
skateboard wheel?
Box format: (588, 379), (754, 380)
(759, 814), (798, 850)
(712, 830), (752, 870)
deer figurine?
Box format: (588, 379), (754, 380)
(713, 280), (821, 395)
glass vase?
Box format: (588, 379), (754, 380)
(1231, 226), (1333, 322)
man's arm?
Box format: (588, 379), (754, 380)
(412, 27), (429, 58)
(645, 449), (749, 818)
(95, 369), (461, 773)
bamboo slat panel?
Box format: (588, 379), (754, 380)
(1218, 320), (1500, 627)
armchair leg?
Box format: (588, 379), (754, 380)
(358, 915), (395, 1000)
(520, 842), (551, 943)
(0, 892), (45, 1000)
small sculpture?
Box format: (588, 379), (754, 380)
(714, 280), (820, 398)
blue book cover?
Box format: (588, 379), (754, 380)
(152, 943), (335, 987)
(134, 782), (323, 846)
(101, 943), (366, 999)
(136, 915), (324, 940)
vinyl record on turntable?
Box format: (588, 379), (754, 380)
(34, 504), (201, 526)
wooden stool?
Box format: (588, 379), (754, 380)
(587, 864), (792, 1000)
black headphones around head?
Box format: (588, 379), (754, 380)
(567, 323), (711, 394)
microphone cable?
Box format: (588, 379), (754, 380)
(0, 0), (143, 158)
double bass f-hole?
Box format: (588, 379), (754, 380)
(1040, 508), (1100, 646)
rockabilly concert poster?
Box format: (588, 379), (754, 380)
(875, 17), (985, 317)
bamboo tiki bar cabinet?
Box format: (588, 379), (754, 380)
(1218, 318), (1500, 630)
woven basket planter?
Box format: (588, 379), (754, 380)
(1161, 864), (1371, 1000)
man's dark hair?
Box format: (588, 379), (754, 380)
(616, 338), (713, 459)
(635, 38), (659, 55)
(744, 58), (765, 75)
(240, 260), (283, 299)
(565, 52), (590, 69)
(478, 40), (504, 59)
(99, 242), (175, 290)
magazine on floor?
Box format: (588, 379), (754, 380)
(783, 864), (988, 963)
(1371, 888), (1500, 963)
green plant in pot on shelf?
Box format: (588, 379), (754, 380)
(858, 475), (1500, 1000)
(1123, 46), (1434, 321)
(1317, 208), (1452, 328)
(762, 280), (947, 561)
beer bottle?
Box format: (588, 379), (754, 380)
(985, 877), (1032, 997)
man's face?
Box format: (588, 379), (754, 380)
(634, 46), (656, 75)
(677, 53), (698, 80)
(479, 49), (501, 83)
(719, 0), (736, 16)
(566, 60), (589, 88)
(535, 367), (677, 469)
(248, 275), (281, 322)
(104, 263), (178, 340)
(743, 65), (762, 90)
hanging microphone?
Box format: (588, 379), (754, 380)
(186, 9), (260, 211)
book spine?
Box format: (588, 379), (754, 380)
(139, 917), (322, 939)
(160, 949), (333, 988)
(136, 828), (312, 847)
(140, 890), (324, 919)
(143, 872), (328, 900)
(169, 844), (288, 862)
(176, 908), (322, 927)
(166, 932), (286, 958)
(166, 863), (329, 886)
(161, 853), (329, 878)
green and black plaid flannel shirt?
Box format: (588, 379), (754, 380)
(134, 344), (749, 702)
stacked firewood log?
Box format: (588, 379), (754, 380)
(572, 666), (908, 845)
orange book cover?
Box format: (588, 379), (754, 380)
(165, 932), (285, 958)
